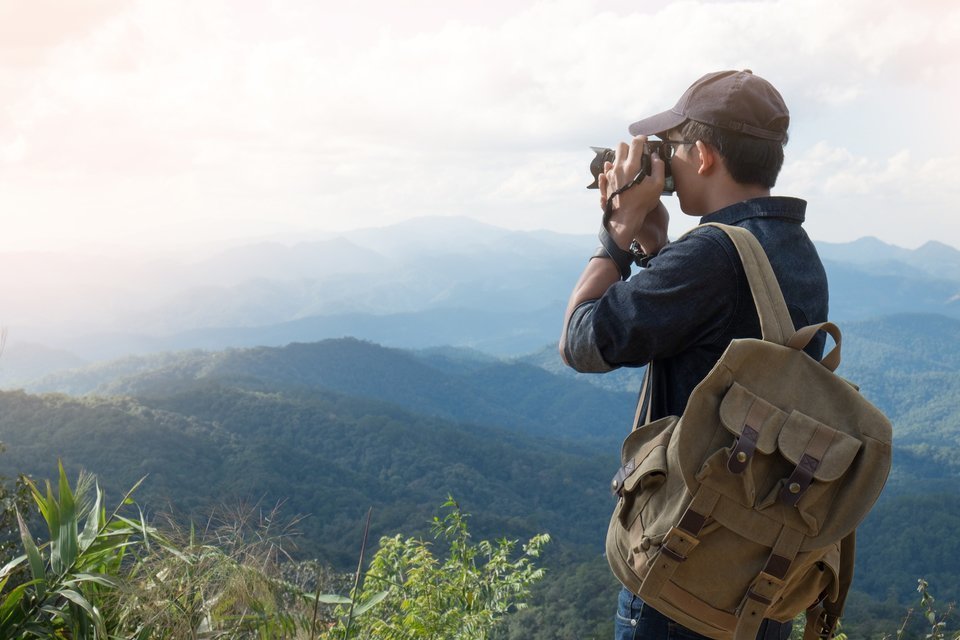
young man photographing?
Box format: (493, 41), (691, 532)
(559, 70), (828, 639)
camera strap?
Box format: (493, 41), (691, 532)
(601, 172), (647, 228)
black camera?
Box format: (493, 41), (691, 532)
(587, 142), (675, 195)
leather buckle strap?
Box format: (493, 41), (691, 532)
(779, 423), (835, 506)
(610, 459), (636, 496)
(736, 571), (785, 618)
(677, 509), (707, 536)
(779, 453), (820, 506)
(638, 486), (719, 601)
(728, 425), (760, 473)
(728, 400), (768, 474)
(763, 553), (792, 580)
(660, 525), (701, 563)
(745, 589), (772, 607)
(660, 544), (687, 563)
(733, 528), (804, 640)
(734, 572), (783, 640)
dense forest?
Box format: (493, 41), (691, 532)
(1, 314), (959, 637)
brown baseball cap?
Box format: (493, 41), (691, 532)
(628, 69), (789, 142)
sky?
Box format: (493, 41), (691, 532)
(1, 0), (958, 253)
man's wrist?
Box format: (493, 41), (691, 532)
(598, 226), (639, 280)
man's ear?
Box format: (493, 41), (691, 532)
(695, 140), (716, 176)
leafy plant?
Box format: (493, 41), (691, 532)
(0, 465), (353, 639)
(0, 460), (146, 639)
(330, 496), (549, 640)
(0, 459), (548, 639)
(894, 579), (960, 640)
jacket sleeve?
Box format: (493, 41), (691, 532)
(563, 300), (616, 373)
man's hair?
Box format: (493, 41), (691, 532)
(677, 120), (788, 189)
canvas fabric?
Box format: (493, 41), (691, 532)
(605, 223), (892, 640)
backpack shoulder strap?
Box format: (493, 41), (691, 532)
(631, 363), (653, 430)
(697, 222), (795, 346)
(633, 222), (795, 426)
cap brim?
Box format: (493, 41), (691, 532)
(628, 109), (687, 137)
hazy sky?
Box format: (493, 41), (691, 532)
(1, 0), (957, 252)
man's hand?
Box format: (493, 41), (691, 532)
(597, 136), (667, 253)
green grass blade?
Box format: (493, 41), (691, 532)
(0, 578), (44, 626)
(57, 588), (106, 638)
(0, 554), (27, 581)
(63, 572), (120, 589)
(39, 480), (61, 575)
(304, 593), (353, 605)
(352, 590), (389, 617)
(23, 476), (49, 526)
(77, 484), (103, 553)
(54, 462), (78, 575)
(16, 511), (46, 587)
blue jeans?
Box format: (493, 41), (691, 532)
(614, 588), (792, 640)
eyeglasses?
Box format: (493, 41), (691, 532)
(657, 140), (696, 161)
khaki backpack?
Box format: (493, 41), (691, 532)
(606, 223), (892, 640)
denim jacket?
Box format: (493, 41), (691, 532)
(563, 196), (829, 421)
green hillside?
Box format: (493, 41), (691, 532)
(3, 319), (960, 638)
(28, 338), (636, 449)
(0, 382), (615, 569)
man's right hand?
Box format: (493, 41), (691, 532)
(598, 136), (667, 253)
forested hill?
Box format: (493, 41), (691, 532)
(0, 382), (615, 568)
(20, 313), (960, 483)
(27, 338), (636, 448)
(2, 315), (960, 635)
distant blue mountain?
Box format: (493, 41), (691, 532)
(3, 218), (959, 386)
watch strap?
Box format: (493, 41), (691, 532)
(598, 227), (653, 280)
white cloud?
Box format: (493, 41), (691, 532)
(779, 141), (960, 247)
(0, 0), (958, 250)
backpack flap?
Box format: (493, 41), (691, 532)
(774, 414), (862, 534)
(718, 382), (783, 459)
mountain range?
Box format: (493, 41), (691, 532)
(2, 217), (960, 387)
(1, 219), (959, 637)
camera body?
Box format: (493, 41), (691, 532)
(587, 142), (675, 195)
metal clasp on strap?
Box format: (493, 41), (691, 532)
(728, 400), (769, 474)
(727, 425), (759, 473)
(610, 459), (636, 496)
(779, 423), (834, 507)
(779, 453), (820, 506)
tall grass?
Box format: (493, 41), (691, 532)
(0, 467), (548, 639)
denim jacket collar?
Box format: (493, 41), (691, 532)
(699, 196), (806, 226)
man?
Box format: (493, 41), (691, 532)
(559, 70), (828, 639)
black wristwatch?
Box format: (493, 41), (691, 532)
(595, 226), (653, 280)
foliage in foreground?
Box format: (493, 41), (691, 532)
(900, 579), (960, 640)
(331, 497), (549, 639)
(0, 459), (953, 640)
(0, 462), (145, 638)
(0, 464), (548, 639)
